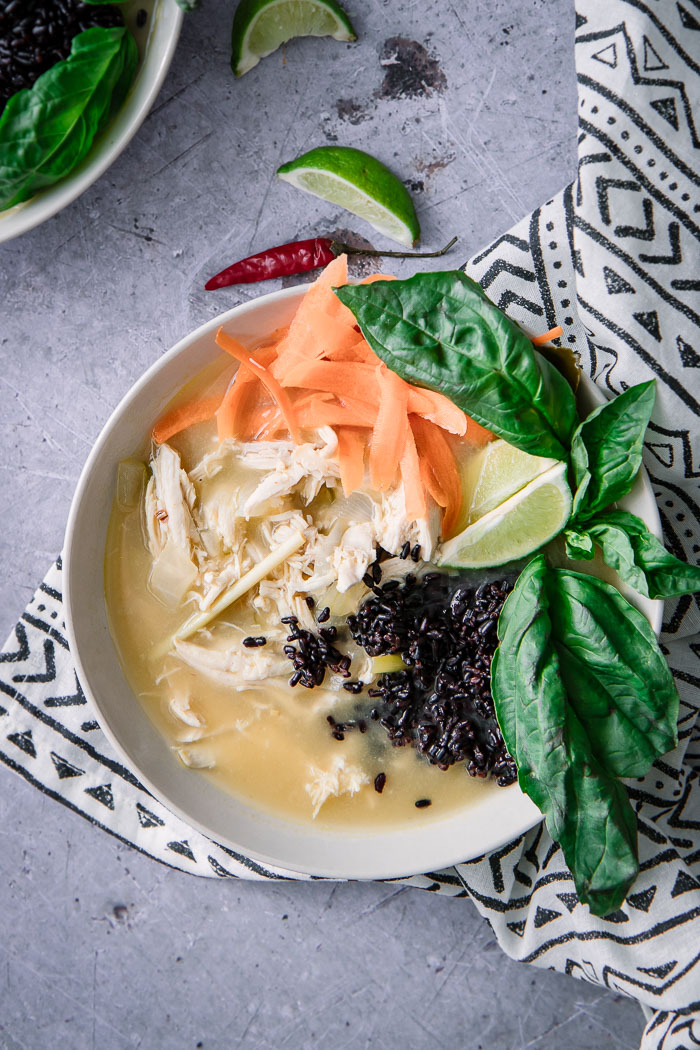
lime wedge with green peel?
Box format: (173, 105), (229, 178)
(231, 0), (356, 77)
(467, 440), (559, 523)
(277, 146), (420, 247)
(438, 461), (572, 569)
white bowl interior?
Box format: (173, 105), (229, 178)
(64, 286), (663, 879)
(0, 0), (183, 244)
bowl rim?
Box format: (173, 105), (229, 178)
(0, 0), (184, 245)
(63, 284), (664, 879)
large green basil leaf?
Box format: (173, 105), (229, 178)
(568, 510), (700, 599)
(492, 556), (639, 916)
(493, 555), (679, 914)
(0, 27), (137, 211)
(571, 381), (655, 519)
(335, 272), (578, 461)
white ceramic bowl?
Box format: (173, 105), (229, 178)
(64, 285), (663, 879)
(0, 0), (183, 244)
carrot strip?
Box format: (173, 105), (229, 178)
(407, 387), (468, 436)
(370, 366), (409, 491)
(532, 326), (564, 346)
(282, 359), (380, 403)
(359, 273), (398, 284)
(153, 396), (222, 444)
(216, 343), (279, 441)
(466, 415), (495, 448)
(400, 423), (427, 520)
(411, 416), (462, 538)
(336, 427), (367, 496)
(215, 328), (302, 444)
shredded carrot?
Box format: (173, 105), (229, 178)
(153, 396), (222, 444)
(466, 415), (495, 448)
(370, 366), (409, 491)
(532, 326), (564, 346)
(400, 423), (427, 520)
(282, 359), (380, 403)
(359, 273), (398, 284)
(216, 343), (279, 441)
(215, 328), (302, 444)
(411, 416), (463, 538)
(407, 387), (468, 436)
(294, 399), (375, 429)
(336, 427), (367, 496)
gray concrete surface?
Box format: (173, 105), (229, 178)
(0, 0), (646, 1047)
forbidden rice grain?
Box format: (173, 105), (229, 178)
(346, 572), (517, 786)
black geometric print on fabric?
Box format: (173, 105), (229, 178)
(12, 638), (54, 684)
(50, 751), (85, 780)
(136, 802), (165, 829)
(0, 624), (29, 664)
(44, 674), (86, 708)
(639, 221), (682, 264)
(628, 886), (658, 912)
(603, 264), (636, 293)
(167, 840), (196, 862)
(7, 730), (36, 758)
(85, 784), (115, 811)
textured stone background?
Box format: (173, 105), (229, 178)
(0, 0), (646, 1046)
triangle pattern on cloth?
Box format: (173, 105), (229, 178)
(167, 840), (196, 861)
(650, 97), (680, 132)
(85, 784), (115, 810)
(677, 335), (700, 368)
(50, 751), (85, 780)
(627, 886), (657, 912)
(136, 802), (165, 828)
(638, 960), (678, 979)
(633, 310), (662, 342)
(592, 42), (617, 67)
(507, 919), (527, 937)
(642, 35), (669, 71)
(534, 906), (561, 928)
(670, 870), (700, 897)
(603, 265), (636, 294)
(647, 443), (674, 468)
(556, 892), (580, 913)
(0, 624), (29, 664)
(7, 730), (36, 758)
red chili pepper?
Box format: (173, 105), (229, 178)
(205, 236), (458, 291)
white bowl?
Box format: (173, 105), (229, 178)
(64, 285), (663, 880)
(0, 0), (183, 244)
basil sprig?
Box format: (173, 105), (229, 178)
(0, 26), (137, 212)
(565, 510), (700, 599)
(335, 272), (578, 461)
(492, 555), (679, 915)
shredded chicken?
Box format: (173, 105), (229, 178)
(332, 521), (375, 593)
(147, 443), (201, 561)
(173, 639), (289, 688)
(240, 428), (340, 516)
(305, 756), (370, 818)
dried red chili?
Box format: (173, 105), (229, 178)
(205, 236), (458, 290)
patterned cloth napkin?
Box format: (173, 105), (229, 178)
(1, 0), (698, 1044)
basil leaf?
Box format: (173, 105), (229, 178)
(572, 509), (700, 599)
(571, 381), (656, 520)
(335, 272), (578, 461)
(492, 556), (639, 916)
(0, 27), (137, 211)
(547, 567), (678, 777)
(564, 528), (595, 561)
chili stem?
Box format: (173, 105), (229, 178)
(332, 236), (458, 260)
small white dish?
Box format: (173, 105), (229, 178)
(0, 0), (183, 244)
(63, 285), (663, 880)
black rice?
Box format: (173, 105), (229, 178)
(281, 616), (351, 688)
(374, 772), (387, 793)
(0, 0), (124, 113)
(346, 573), (517, 786)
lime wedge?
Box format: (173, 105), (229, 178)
(277, 146), (420, 247)
(467, 440), (559, 523)
(438, 462), (572, 569)
(231, 0), (356, 76)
